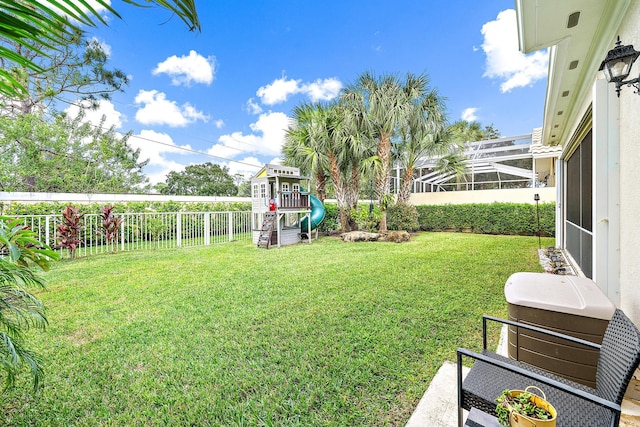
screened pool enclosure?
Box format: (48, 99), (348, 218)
(392, 128), (562, 193)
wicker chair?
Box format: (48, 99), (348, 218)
(457, 309), (640, 427)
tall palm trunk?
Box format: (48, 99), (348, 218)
(376, 133), (392, 232)
(327, 150), (350, 232)
(346, 163), (361, 230)
(397, 166), (415, 205)
(314, 169), (327, 203)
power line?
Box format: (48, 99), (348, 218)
(53, 99), (270, 169)
(76, 116), (264, 170)
(106, 97), (275, 154)
(126, 131), (263, 169)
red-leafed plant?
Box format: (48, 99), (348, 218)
(57, 205), (84, 259)
(99, 205), (123, 253)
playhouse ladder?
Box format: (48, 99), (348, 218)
(257, 212), (276, 249)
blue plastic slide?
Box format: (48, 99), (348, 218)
(300, 194), (325, 231)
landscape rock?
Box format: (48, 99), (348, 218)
(341, 231), (379, 242)
(380, 230), (411, 243)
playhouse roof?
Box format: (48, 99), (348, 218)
(252, 164), (310, 180)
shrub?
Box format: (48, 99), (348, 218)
(99, 205), (123, 253)
(318, 203), (339, 233)
(57, 205), (84, 259)
(1, 201), (252, 216)
(387, 203), (419, 232)
(0, 216), (58, 391)
(349, 205), (381, 232)
(415, 203), (555, 236)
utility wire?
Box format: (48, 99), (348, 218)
(126, 131), (263, 169)
(77, 116), (264, 169)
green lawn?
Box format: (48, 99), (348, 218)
(1, 232), (552, 426)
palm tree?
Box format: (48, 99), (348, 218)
(0, 0), (200, 98)
(435, 151), (469, 190)
(284, 101), (370, 232)
(331, 101), (372, 231)
(283, 102), (329, 203)
(395, 87), (448, 204)
(447, 120), (486, 144)
(0, 216), (58, 390)
(342, 71), (439, 231)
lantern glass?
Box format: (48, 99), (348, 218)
(603, 57), (634, 83)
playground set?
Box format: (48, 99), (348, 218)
(251, 164), (325, 249)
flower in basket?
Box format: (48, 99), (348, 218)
(495, 387), (557, 427)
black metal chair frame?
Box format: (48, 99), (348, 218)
(456, 309), (640, 427)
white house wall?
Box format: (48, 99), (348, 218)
(592, 79), (620, 305)
(617, 0), (640, 322)
(409, 187), (556, 206)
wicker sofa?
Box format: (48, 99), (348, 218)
(457, 309), (640, 427)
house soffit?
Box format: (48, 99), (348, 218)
(516, 0), (631, 148)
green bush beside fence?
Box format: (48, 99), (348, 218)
(0, 201), (251, 216)
(415, 202), (555, 236)
(320, 202), (555, 236)
(3, 200), (555, 237)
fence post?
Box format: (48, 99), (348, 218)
(121, 216), (125, 252)
(204, 212), (211, 245)
(177, 212), (182, 248)
(45, 215), (50, 247)
(228, 212), (233, 242)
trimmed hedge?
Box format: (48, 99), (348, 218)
(387, 204), (419, 232)
(4, 200), (555, 237)
(415, 202), (555, 236)
(0, 201), (251, 216)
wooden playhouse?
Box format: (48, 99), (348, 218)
(251, 164), (324, 249)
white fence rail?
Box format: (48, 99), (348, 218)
(15, 211), (252, 257)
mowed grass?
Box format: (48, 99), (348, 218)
(1, 232), (552, 426)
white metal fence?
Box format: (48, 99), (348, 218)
(15, 211), (252, 257)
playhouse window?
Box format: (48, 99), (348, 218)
(282, 183), (290, 192)
(260, 183), (266, 198)
(292, 183), (300, 192)
(252, 184), (258, 198)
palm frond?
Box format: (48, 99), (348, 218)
(0, 0), (199, 97)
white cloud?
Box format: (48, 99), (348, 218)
(257, 76), (301, 105)
(481, 9), (548, 92)
(246, 98), (263, 114)
(41, 0), (112, 24)
(210, 111), (290, 159)
(214, 119), (224, 129)
(301, 78), (343, 102)
(86, 0), (111, 14)
(219, 156), (262, 178)
(127, 130), (193, 185)
(461, 107), (479, 122)
(152, 50), (216, 86)
(134, 89), (209, 127)
(256, 75), (343, 105)
(65, 100), (123, 129)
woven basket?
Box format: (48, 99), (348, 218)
(504, 386), (557, 427)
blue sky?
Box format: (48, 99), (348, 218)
(69, 1), (549, 185)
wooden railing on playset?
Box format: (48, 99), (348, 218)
(278, 191), (310, 209)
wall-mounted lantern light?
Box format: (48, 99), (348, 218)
(599, 36), (640, 96)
